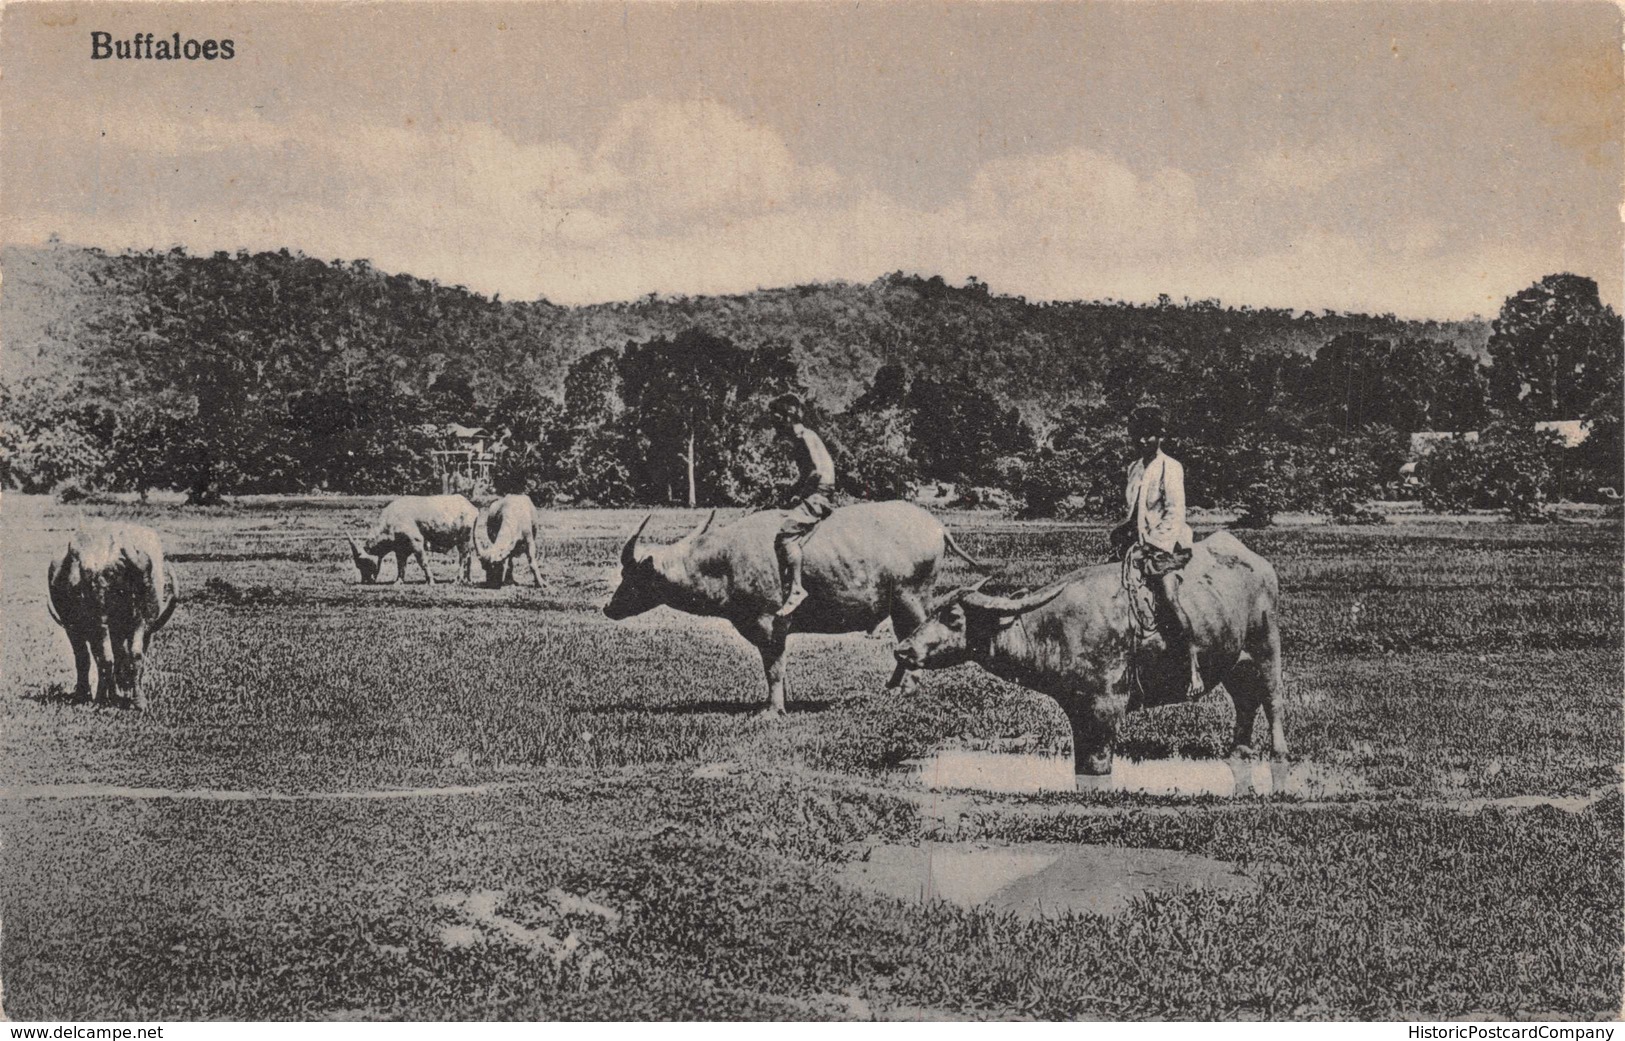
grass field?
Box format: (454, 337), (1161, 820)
(1, 494), (1619, 1020)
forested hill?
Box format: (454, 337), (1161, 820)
(2, 242), (1489, 417)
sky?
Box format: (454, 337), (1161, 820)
(3, 1), (1620, 317)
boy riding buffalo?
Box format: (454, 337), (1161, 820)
(1110, 404), (1204, 699)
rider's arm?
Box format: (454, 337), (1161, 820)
(1161, 459), (1187, 532)
(792, 429), (835, 496)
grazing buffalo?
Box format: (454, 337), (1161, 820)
(348, 494), (477, 585)
(472, 494), (545, 587)
(893, 531), (1286, 775)
(47, 523), (179, 709)
(604, 502), (986, 714)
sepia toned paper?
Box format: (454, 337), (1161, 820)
(1, 0), (1621, 1026)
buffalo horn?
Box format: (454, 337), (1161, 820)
(621, 515), (653, 567)
(688, 508), (718, 541)
(154, 568), (179, 632)
(963, 583), (1069, 615)
(927, 576), (992, 614)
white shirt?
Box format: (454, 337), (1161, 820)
(1124, 450), (1193, 553)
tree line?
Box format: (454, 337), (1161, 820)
(0, 242), (1617, 521)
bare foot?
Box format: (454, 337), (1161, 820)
(775, 585), (808, 617)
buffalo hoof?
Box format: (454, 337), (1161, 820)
(757, 705), (787, 719)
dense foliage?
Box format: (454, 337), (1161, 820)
(1, 243), (1617, 518)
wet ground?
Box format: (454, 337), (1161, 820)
(905, 747), (1372, 799)
(835, 841), (1256, 918)
(873, 748), (1619, 919)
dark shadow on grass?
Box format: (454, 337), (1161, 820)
(493, 596), (597, 614)
(171, 551), (321, 564)
(577, 698), (839, 716)
(20, 683), (132, 709)
(22, 682), (85, 705)
(193, 578), (598, 615)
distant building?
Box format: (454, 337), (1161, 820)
(1397, 423), (1593, 497)
(428, 423), (502, 496)
(1408, 430), (1479, 458)
(1534, 419), (1591, 449)
(1398, 431), (1480, 494)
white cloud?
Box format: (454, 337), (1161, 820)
(589, 98), (845, 227)
(1241, 142), (1379, 194)
(7, 99), (1593, 317)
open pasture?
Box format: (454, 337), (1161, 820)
(1, 495), (1619, 1019)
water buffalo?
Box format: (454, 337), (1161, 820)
(472, 494), (545, 587)
(893, 531), (1285, 775)
(47, 523), (179, 709)
(348, 494), (477, 585)
(605, 502), (985, 714)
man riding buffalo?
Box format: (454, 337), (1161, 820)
(1110, 403), (1204, 700)
(766, 393), (837, 618)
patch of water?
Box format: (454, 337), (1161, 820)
(835, 841), (1255, 918)
(906, 748), (1371, 799)
(433, 888), (616, 968)
(1453, 788), (1617, 815)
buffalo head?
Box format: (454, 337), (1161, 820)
(348, 536), (383, 584)
(894, 579), (1066, 672)
(603, 512), (714, 620)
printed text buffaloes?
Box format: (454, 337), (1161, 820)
(91, 32), (235, 60)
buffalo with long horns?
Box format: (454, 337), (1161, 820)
(605, 502), (985, 714)
(894, 531), (1286, 775)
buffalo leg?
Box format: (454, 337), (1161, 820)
(1225, 660), (1263, 756)
(526, 541), (545, 588)
(1241, 609), (1288, 756)
(113, 637), (143, 709)
(754, 619), (790, 716)
(392, 549), (410, 584)
(1064, 698), (1121, 776)
(69, 636), (92, 701)
(91, 626), (117, 705)
(413, 544), (435, 585)
(886, 598), (927, 691)
(1259, 647), (1288, 756)
(1225, 657), (1288, 757)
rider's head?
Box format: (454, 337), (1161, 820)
(768, 393), (804, 432)
(1129, 404), (1165, 459)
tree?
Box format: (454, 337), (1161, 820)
(905, 374), (1034, 486)
(849, 362), (909, 413)
(1304, 333), (1488, 432)
(831, 363), (919, 500)
(104, 397), (193, 497)
(1487, 275), (1622, 421)
(425, 368), (477, 425)
(617, 330), (802, 506)
(482, 383), (561, 495)
(1419, 423), (1567, 520)
(829, 405), (917, 500)
(541, 348), (635, 504)
(1019, 400), (1130, 518)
